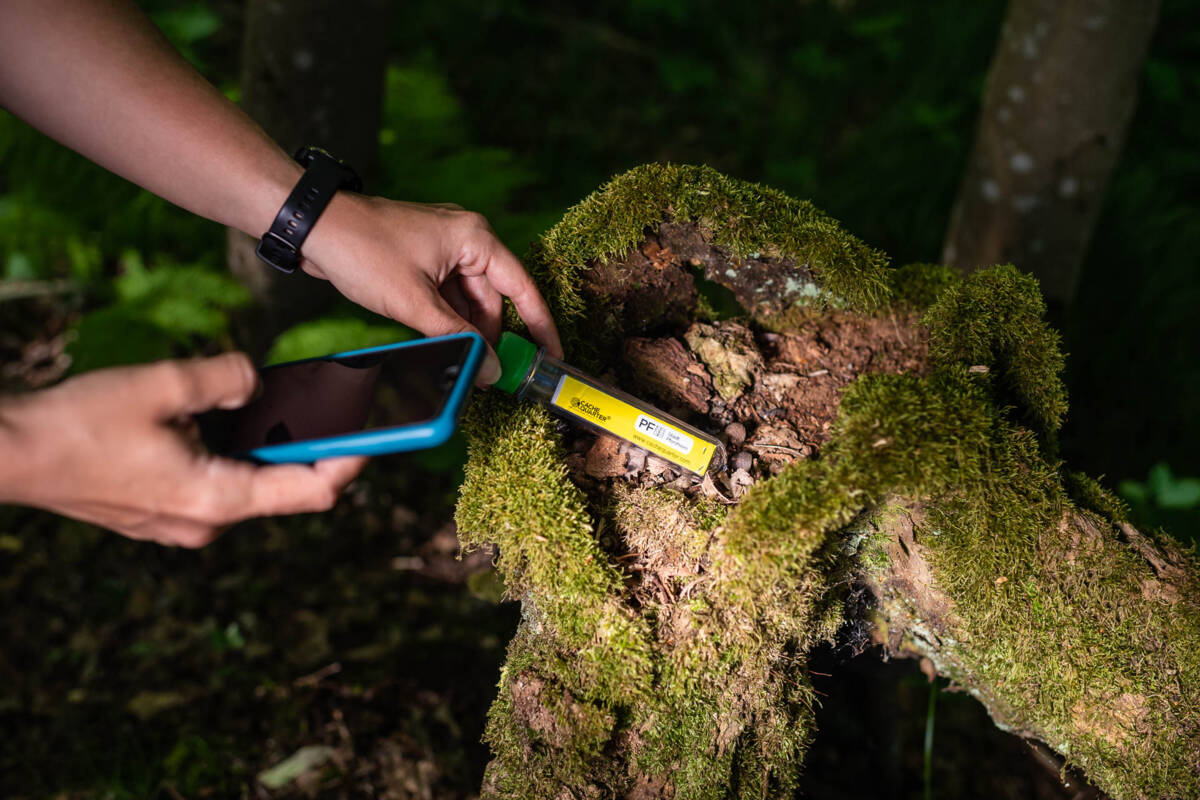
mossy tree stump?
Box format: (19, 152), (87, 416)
(454, 165), (1200, 800)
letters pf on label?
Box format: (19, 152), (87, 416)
(635, 414), (693, 455)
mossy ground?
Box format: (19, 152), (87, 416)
(456, 164), (1200, 800)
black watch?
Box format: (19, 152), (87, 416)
(255, 146), (362, 274)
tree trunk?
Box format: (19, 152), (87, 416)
(226, 0), (391, 357)
(941, 0), (1160, 316)
(455, 164), (1200, 800)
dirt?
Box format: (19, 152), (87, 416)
(509, 671), (613, 752)
(634, 220), (817, 317)
(561, 221), (929, 509)
(582, 228), (698, 338)
(551, 222), (931, 651)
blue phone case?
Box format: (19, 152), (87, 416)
(245, 332), (486, 464)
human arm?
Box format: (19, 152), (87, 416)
(0, 0), (563, 376)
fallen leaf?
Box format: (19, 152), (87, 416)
(258, 745), (336, 790)
(126, 690), (187, 719)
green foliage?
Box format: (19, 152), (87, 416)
(1122, 463), (1200, 510)
(376, 64), (545, 250)
(398, 0), (1005, 264)
(0, 112), (222, 279)
(148, 3), (222, 70)
(1061, 0), (1200, 482)
(264, 316), (415, 365)
(67, 252), (250, 373)
(1119, 463), (1200, 545)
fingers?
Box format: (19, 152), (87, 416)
(439, 276), (472, 322)
(192, 455), (364, 523)
(459, 231), (563, 358)
(132, 456), (368, 547)
(142, 352), (259, 417)
(313, 455), (368, 488)
(460, 273), (503, 344)
(140, 517), (225, 549)
(409, 289), (502, 384)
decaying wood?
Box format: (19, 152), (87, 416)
(460, 182), (1199, 799)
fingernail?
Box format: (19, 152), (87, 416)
(479, 353), (502, 385)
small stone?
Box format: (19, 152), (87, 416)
(731, 468), (755, 488)
(733, 451), (754, 472)
(724, 422), (747, 448)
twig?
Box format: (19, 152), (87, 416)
(0, 279), (80, 303)
(744, 443), (807, 456)
(294, 662), (342, 688)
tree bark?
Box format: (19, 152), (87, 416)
(226, 0), (391, 357)
(941, 0), (1160, 315)
(454, 164), (1200, 800)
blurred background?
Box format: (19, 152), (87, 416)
(1, 0), (1196, 797)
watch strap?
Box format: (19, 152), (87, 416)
(256, 148), (361, 274)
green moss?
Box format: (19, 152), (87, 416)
(460, 164), (894, 796)
(923, 264), (1067, 441)
(456, 394), (654, 710)
(888, 262), (960, 310)
(520, 163), (890, 356)
(482, 628), (625, 798)
(458, 164), (1199, 800)
(705, 263), (1200, 798)
(1063, 470), (1129, 523)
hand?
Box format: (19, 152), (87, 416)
(301, 194), (564, 383)
(0, 353), (365, 547)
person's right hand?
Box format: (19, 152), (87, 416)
(0, 353), (365, 547)
(300, 194), (564, 384)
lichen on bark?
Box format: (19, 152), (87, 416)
(455, 164), (1200, 800)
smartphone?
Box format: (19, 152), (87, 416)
(197, 332), (486, 463)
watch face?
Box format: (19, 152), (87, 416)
(292, 145), (331, 167)
(291, 146), (361, 192)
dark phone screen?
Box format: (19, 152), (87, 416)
(198, 338), (471, 455)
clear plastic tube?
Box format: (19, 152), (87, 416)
(502, 340), (722, 476)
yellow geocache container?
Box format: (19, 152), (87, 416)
(492, 332), (721, 476)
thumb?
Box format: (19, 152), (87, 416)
(146, 352), (259, 417)
(412, 290), (501, 384)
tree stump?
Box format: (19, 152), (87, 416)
(455, 164), (1200, 800)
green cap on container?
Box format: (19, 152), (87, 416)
(493, 332), (538, 394)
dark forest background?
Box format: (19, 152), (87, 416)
(1, 0), (1197, 797)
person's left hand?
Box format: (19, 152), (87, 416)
(302, 193), (563, 384)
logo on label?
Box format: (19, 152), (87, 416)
(635, 414), (694, 455)
(570, 395), (611, 423)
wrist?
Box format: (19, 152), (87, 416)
(230, 150), (304, 240)
(300, 189), (368, 270)
(252, 148), (363, 274)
